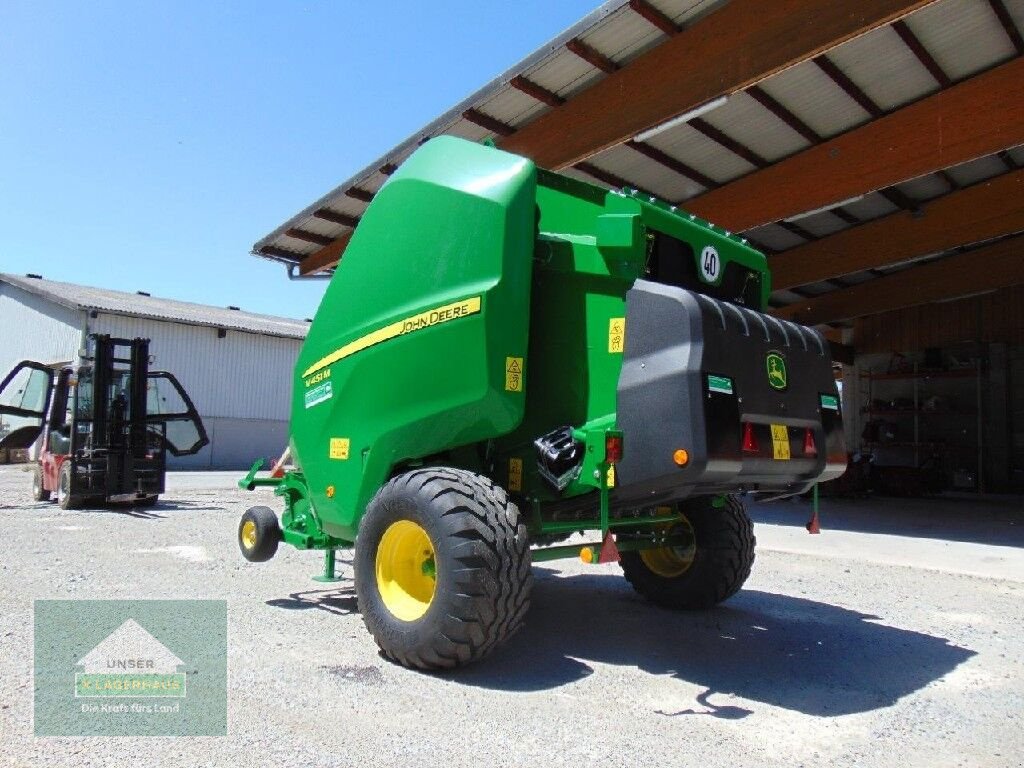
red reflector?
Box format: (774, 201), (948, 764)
(742, 422), (759, 453)
(803, 428), (818, 457)
(605, 435), (623, 464)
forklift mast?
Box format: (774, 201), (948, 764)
(0, 334), (208, 506)
(70, 336), (163, 500)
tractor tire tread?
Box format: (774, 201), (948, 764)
(621, 495), (755, 609)
(356, 467), (531, 670)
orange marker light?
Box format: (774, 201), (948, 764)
(580, 547), (595, 564)
(673, 449), (689, 466)
(326, 485), (336, 498)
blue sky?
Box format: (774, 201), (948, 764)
(0, 1), (598, 317)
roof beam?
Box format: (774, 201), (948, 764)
(573, 162), (648, 194)
(812, 54), (884, 118)
(625, 140), (717, 189)
(688, 118), (768, 168)
(509, 76), (565, 107)
(299, 232), (353, 276)
(770, 168), (1024, 289)
(499, 0), (934, 168)
(462, 108), (516, 137)
(892, 19), (951, 87)
(686, 56), (1024, 232)
(564, 39), (619, 74)
(988, 0), (1024, 55)
(284, 228), (334, 247)
(345, 187), (374, 203)
(628, 0), (679, 36)
(773, 235), (1024, 325)
(312, 208), (359, 228)
(746, 85), (821, 145)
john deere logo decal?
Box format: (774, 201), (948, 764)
(766, 352), (787, 390)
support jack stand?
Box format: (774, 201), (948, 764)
(312, 549), (344, 582)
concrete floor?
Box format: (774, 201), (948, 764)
(0, 464), (1021, 767)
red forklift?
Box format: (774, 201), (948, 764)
(0, 335), (207, 509)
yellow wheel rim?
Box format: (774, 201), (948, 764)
(375, 520), (437, 621)
(241, 520), (258, 550)
(640, 517), (697, 578)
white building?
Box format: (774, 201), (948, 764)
(0, 273), (307, 469)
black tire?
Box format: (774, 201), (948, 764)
(620, 495), (755, 609)
(31, 465), (51, 502)
(56, 462), (82, 511)
(134, 495), (159, 508)
(239, 506), (281, 562)
(355, 467), (532, 670)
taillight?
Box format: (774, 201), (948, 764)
(605, 435), (623, 464)
(803, 428), (817, 457)
(742, 422), (759, 453)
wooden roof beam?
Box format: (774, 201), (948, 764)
(509, 76), (565, 108)
(625, 140), (717, 189)
(298, 232), (353, 276)
(462, 108), (516, 137)
(774, 235), (1024, 325)
(892, 19), (951, 87)
(312, 208), (360, 228)
(499, 0), (935, 169)
(564, 39), (619, 74)
(284, 228), (334, 247)
(770, 168), (1024, 289)
(686, 56), (1024, 232)
(988, 0), (1024, 55)
(628, 0), (680, 36)
(812, 55), (884, 118)
(746, 85), (822, 145)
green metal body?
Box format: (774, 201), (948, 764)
(245, 136), (773, 560)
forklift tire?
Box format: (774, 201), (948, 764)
(239, 506), (281, 562)
(31, 466), (51, 502)
(135, 495), (159, 508)
(620, 495), (755, 609)
(56, 463), (82, 511)
(355, 467), (532, 670)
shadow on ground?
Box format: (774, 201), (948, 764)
(443, 567), (974, 716)
(751, 494), (1024, 548)
(53, 499), (225, 518)
(267, 587), (360, 616)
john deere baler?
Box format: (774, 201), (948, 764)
(239, 136), (845, 669)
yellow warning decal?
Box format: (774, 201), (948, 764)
(505, 356), (523, 392)
(508, 457), (523, 492)
(608, 317), (625, 353)
(329, 437), (350, 460)
(770, 424), (790, 461)
(302, 296), (482, 378)
(606, 465), (616, 488)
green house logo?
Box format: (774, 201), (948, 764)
(766, 352), (787, 391)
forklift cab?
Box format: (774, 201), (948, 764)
(0, 335), (208, 508)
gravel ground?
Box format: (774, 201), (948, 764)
(1, 464), (1021, 767)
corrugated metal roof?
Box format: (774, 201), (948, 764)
(252, 0), (1024, 324)
(0, 274), (308, 340)
(251, 0), (728, 267)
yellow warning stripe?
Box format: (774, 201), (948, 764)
(302, 296), (482, 378)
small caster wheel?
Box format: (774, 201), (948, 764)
(239, 506), (281, 562)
